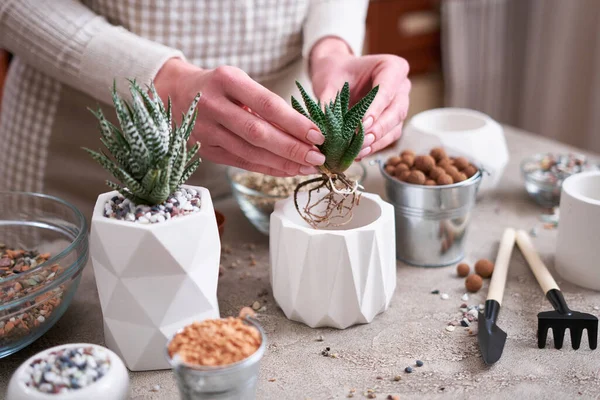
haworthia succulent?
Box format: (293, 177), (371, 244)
(85, 80), (202, 205)
(291, 81), (378, 174)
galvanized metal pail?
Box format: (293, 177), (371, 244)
(379, 161), (483, 267)
(165, 318), (266, 400)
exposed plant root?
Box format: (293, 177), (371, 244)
(293, 172), (362, 229)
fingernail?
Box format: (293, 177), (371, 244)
(363, 116), (374, 130)
(357, 147), (371, 159)
(299, 166), (319, 175)
(363, 133), (375, 148)
(305, 150), (326, 165)
(307, 129), (325, 145)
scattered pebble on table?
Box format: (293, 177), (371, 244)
(461, 293), (469, 301)
(416, 360), (424, 367)
(445, 326), (455, 332)
(404, 366), (413, 373)
(430, 289), (440, 295)
(440, 293), (449, 300)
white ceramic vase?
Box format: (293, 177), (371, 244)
(269, 191), (396, 329)
(555, 171), (600, 291)
(89, 185), (221, 371)
(400, 107), (509, 194)
(6, 343), (129, 400)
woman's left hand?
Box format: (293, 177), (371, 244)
(309, 38), (411, 160)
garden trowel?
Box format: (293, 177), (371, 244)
(478, 228), (516, 365)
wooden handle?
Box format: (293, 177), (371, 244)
(487, 228), (516, 304)
(515, 230), (559, 294)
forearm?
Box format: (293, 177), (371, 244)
(0, 0), (184, 104)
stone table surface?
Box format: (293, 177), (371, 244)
(2, 126), (600, 400)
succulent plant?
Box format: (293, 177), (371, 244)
(84, 80), (201, 205)
(291, 81), (378, 175)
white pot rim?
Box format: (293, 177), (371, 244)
(562, 171), (600, 206)
(273, 191), (389, 234)
(408, 107), (501, 135)
(92, 184), (212, 229)
(9, 343), (126, 399)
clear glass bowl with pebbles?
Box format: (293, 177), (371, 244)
(0, 192), (88, 358)
(6, 343), (128, 400)
(227, 162), (366, 234)
(520, 153), (599, 207)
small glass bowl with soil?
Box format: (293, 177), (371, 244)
(166, 310), (266, 400)
(0, 192), (88, 358)
(227, 163), (366, 235)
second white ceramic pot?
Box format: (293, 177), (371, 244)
(555, 171), (600, 291)
(269, 191), (396, 329)
(400, 107), (509, 195)
(90, 185), (221, 371)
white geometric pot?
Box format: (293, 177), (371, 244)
(269, 191), (396, 329)
(90, 185), (220, 371)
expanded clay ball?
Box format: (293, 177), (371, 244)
(430, 147), (447, 162)
(437, 158), (452, 168)
(453, 172), (468, 183)
(465, 274), (483, 292)
(385, 164), (395, 175)
(437, 174), (454, 185)
(401, 149), (415, 158)
(429, 166), (445, 181)
(475, 259), (494, 278)
(407, 170), (426, 185)
(457, 263), (470, 277)
(443, 165), (459, 175)
(394, 163), (409, 176)
(414, 155), (436, 173)
(398, 170), (411, 181)
(402, 154), (415, 167)
(463, 165), (478, 178)
(454, 157), (469, 170)
(425, 180), (436, 186)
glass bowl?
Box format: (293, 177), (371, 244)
(0, 192), (88, 358)
(520, 153), (599, 208)
(226, 163), (367, 235)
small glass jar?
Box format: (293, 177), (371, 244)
(166, 317), (266, 400)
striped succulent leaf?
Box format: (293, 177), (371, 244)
(291, 81), (378, 174)
(84, 80), (202, 206)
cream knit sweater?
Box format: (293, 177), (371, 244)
(0, 0), (368, 220)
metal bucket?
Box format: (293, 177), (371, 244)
(165, 318), (267, 400)
(379, 161), (483, 267)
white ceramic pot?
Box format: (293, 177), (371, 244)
(400, 107), (509, 194)
(269, 191), (396, 329)
(6, 343), (128, 400)
(90, 185), (221, 371)
(555, 171), (600, 291)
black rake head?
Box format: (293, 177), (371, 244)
(537, 289), (598, 350)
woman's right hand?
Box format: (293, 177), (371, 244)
(154, 58), (326, 177)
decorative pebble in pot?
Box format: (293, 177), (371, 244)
(269, 82), (396, 329)
(86, 81), (221, 371)
(6, 343), (129, 400)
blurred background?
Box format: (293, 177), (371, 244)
(1, 0), (599, 152)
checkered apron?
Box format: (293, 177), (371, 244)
(0, 0), (311, 219)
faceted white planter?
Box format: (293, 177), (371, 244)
(269, 192), (396, 329)
(89, 185), (220, 371)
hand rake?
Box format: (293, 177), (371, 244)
(515, 230), (598, 350)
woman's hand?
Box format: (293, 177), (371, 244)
(154, 59), (326, 177)
(309, 38), (411, 160)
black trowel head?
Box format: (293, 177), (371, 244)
(477, 300), (507, 365)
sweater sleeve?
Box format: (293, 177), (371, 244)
(0, 0), (185, 104)
(302, 0), (370, 58)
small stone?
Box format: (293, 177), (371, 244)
(416, 360), (424, 367)
(150, 385), (161, 392)
(461, 293), (469, 301)
(445, 325), (455, 332)
(388, 396), (400, 400)
(316, 335), (324, 342)
(268, 378), (276, 382)
(468, 309), (479, 319)
(440, 293), (449, 300)
(251, 301), (261, 310)
(367, 394), (377, 399)
(258, 306), (267, 312)
(405, 366), (413, 373)
(331, 353), (339, 359)
(393, 375), (402, 381)
(461, 319), (470, 327)
(479, 304), (485, 310)
(137, 216), (149, 224)
(37, 316), (45, 323)
(376, 376), (383, 380)
(125, 213), (135, 222)
(594, 306), (600, 311)
(430, 289), (440, 294)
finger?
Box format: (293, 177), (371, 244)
(220, 70), (325, 146)
(370, 122), (405, 155)
(216, 101), (326, 168)
(202, 146), (293, 177)
(362, 58), (410, 130)
(362, 90), (409, 149)
(211, 125), (320, 176)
